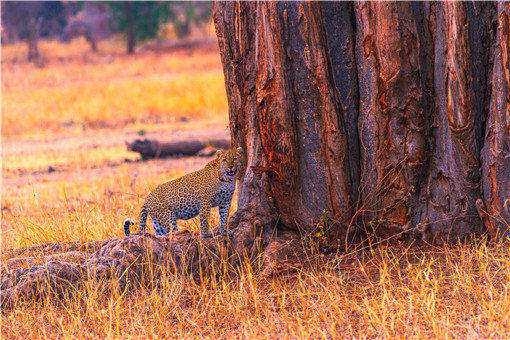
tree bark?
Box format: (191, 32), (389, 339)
(215, 2), (356, 247)
(415, 2), (496, 241)
(322, 2), (361, 206)
(480, 2), (510, 237)
(213, 1), (509, 245)
(213, 2), (277, 260)
(354, 2), (429, 237)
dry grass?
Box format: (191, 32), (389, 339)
(1, 38), (510, 338)
(2, 241), (509, 338)
(2, 37), (227, 137)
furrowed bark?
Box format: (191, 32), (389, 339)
(322, 2), (361, 207)
(354, 2), (429, 237)
(215, 1), (502, 243)
(215, 2), (355, 243)
(480, 2), (510, 236)
(416, 2), (494, 241)
(255, 2), (353, 241)
(213, 2), (275, 258)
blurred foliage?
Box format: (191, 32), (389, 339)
(107, 1), (211, 42)
(1, 1), (212, 59)
(108, 2), (170, 43)
(167, 2), (212, 39)
(1, 1), (67, 40)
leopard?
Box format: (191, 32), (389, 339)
(123, 146), (242, 238)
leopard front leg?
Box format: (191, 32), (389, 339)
(217, 202), (231, 236)
(199, 203), (213, 239)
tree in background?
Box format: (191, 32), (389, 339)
(168, 1), (211, 39)
(109, 1), (169, 54)
(108, 1), (170, 54)
(1, 1), (66, 63)
(108, 1), (211, 54)
(1, 1), (213, 57)
(61, 2), (112, 53)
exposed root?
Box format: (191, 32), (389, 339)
(1, 201), (311, 312)
(260, 231), (306, 279)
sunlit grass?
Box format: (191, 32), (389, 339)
(1, 238), (509, 338)
(1, 160), (223, 249)
(2, 154), (509, 337)
(2, 145), (137, 174)
(1, 38), (227, 137)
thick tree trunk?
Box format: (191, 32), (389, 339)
(215, 2), (355, 247)
(213, 2), (277, 260)
(414, 2), (495, 241)
(354, 2), (429, 237)
(213, 1), (509, 245)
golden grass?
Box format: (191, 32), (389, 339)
(2, 240), (509, 338)
(2, 38), (227, 137)
(2, 38), (510, 338)
(2, 145), (136, 174)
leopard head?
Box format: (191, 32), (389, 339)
(216, 147), (243, 182)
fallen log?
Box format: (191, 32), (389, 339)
(126, 138), (231, 160)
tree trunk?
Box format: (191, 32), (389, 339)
(84, 29), (98, 52)
(125, 2), (136, 54)
(26, 16), (40, 62)
(354, 2), (430, 238)
(213, 1), (509, 246)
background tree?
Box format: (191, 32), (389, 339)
(107, 1), (211, 54)
(1, 1), (66, 62)
(168, 1), (211, 39)
(61, 2), (112, 52)
(108, 1), (171, 54)
(213, 1), (510, 251)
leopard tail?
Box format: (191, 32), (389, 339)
(123, 205), (148, 236)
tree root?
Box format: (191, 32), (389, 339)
(1, 210), (307, 311)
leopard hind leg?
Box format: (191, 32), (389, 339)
(153, 214), (177, 236)
(152, 218), (168, 236)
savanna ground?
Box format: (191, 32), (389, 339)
(1, 36), (509, 338)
